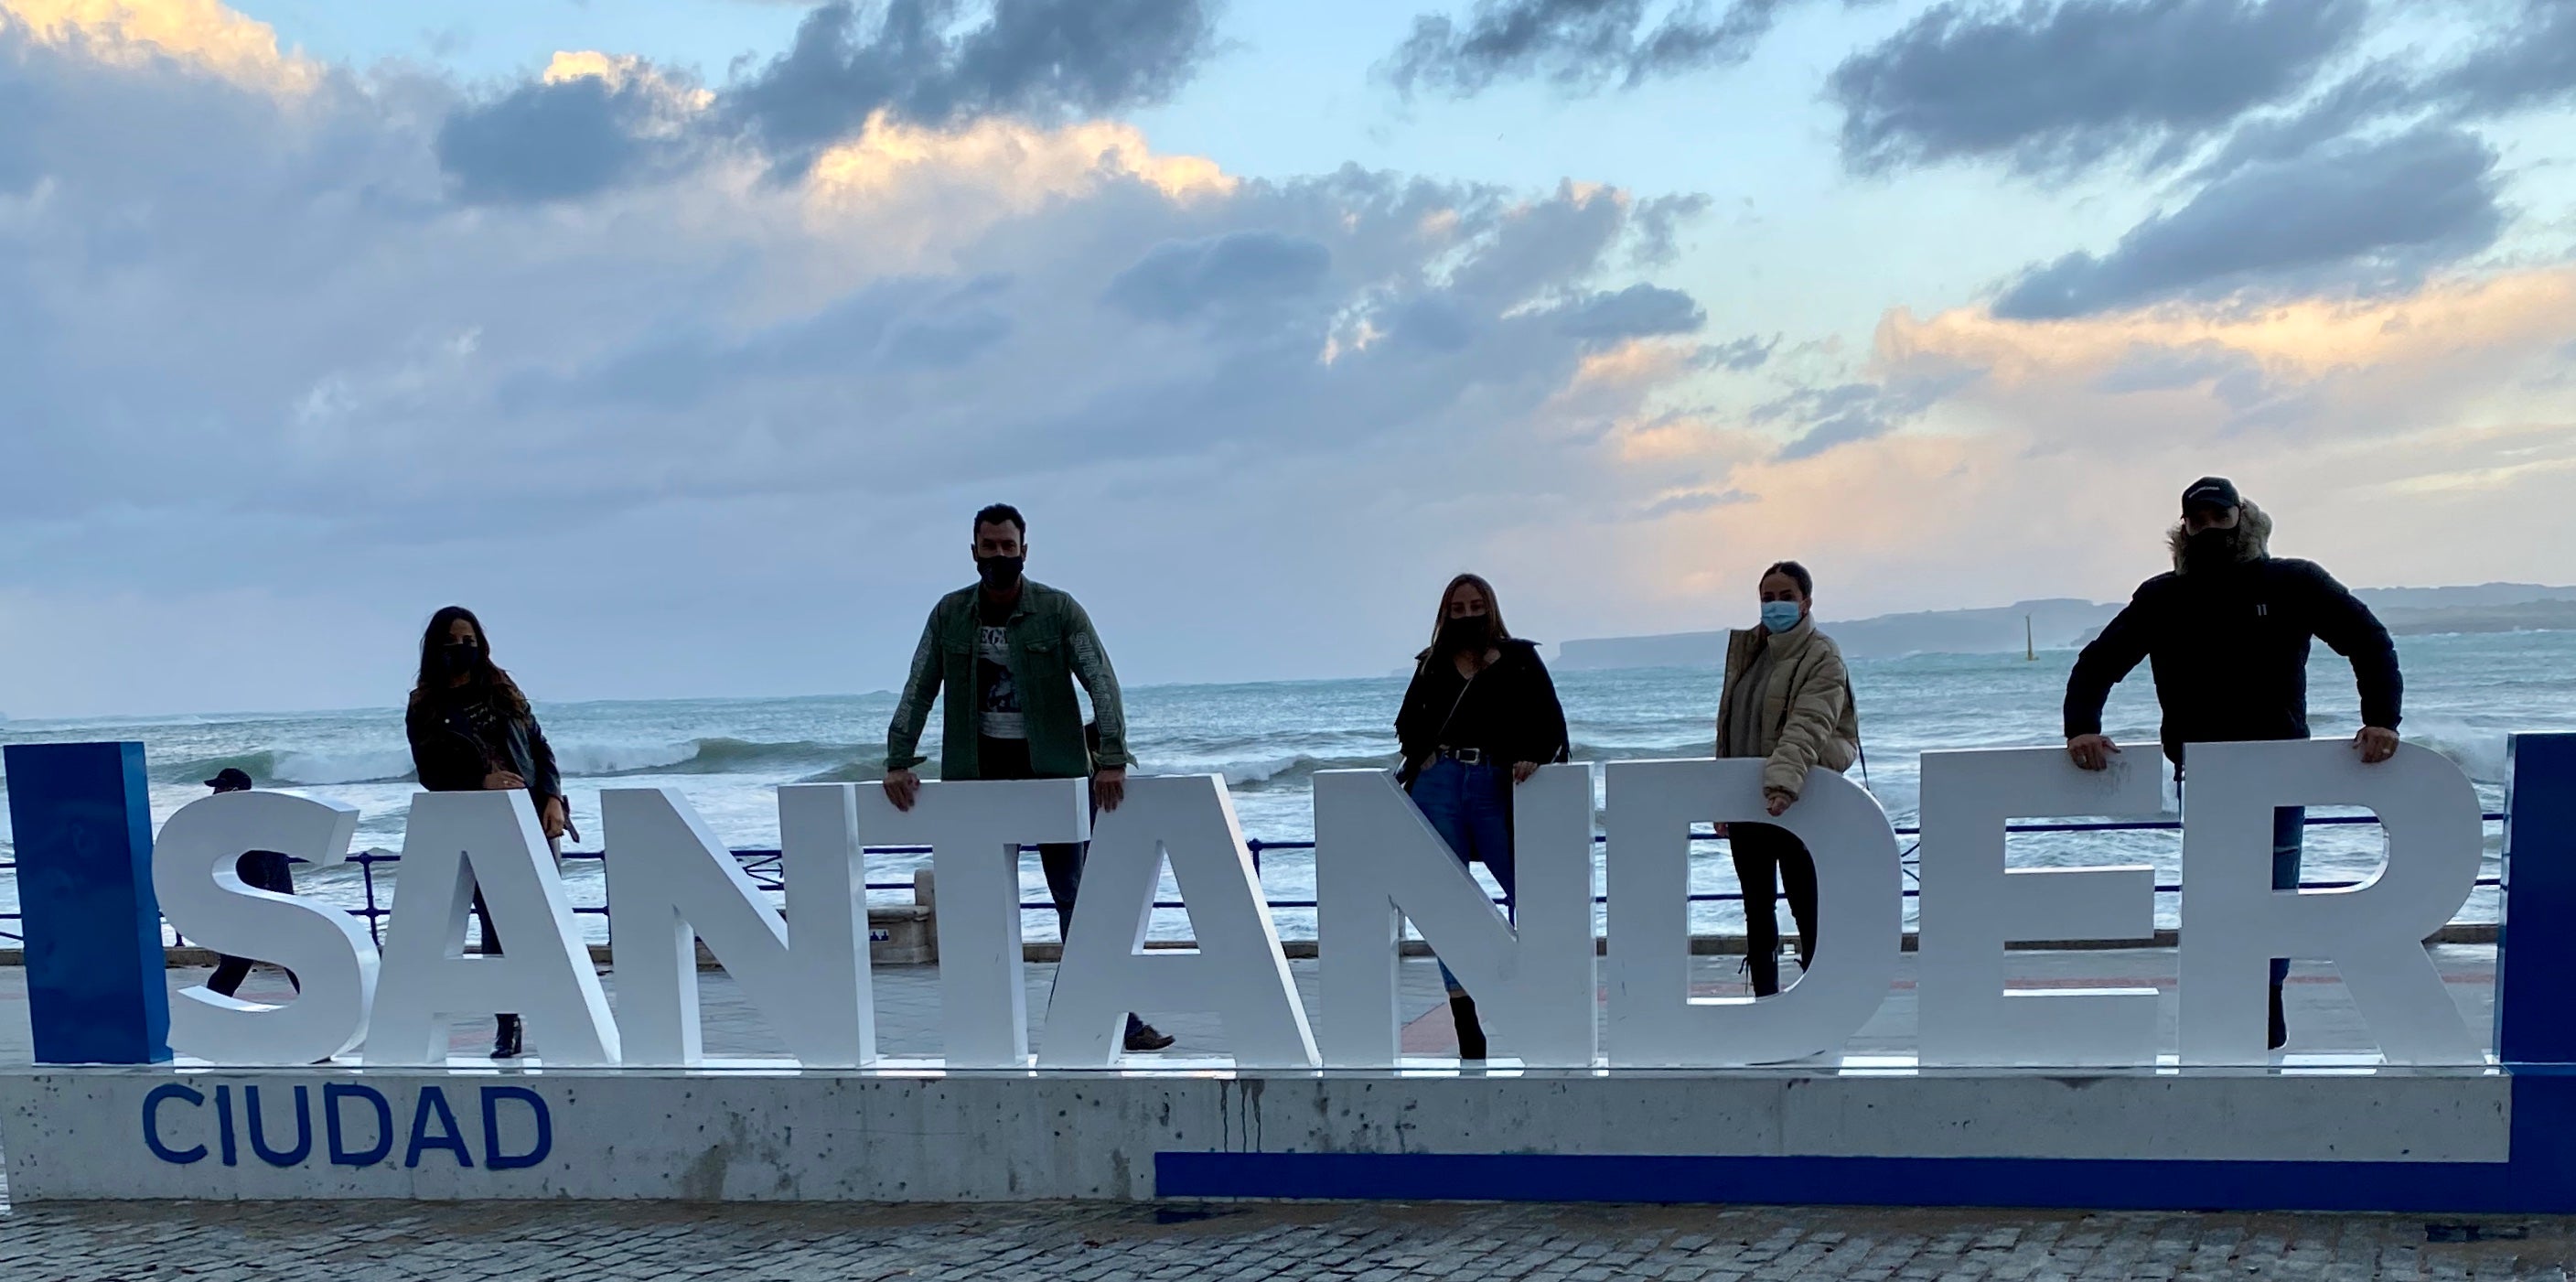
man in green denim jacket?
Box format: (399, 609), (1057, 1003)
(881, 504), (1170, 1051)
(879, 529), (1135, 796)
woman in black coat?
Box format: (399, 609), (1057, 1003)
(403, 605), (568, 1059)
(1393, 573), (1571, 1060)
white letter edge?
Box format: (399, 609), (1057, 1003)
(2178, 739), (2483, 1065)
(601, 783), (875, 1067)
(1314, 764), (1596, 1068)
(1039, 774), (1316, 1067)
(856, 778), (1089, 1068)
(1916, 746), (2160, 1066)
(1604, 759), (1901, 1066)
(367, 789), (620, 1065)
(154, 791), (375, 1064)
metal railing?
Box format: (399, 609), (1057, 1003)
(3, 812), (2506, 950)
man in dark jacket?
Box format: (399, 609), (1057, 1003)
(2064, 477), (2403, 1050)
(883, 503), (1172, 1052)
(201, 768), (300, 999)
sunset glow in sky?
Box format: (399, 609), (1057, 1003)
(3, 0), (2572, 716)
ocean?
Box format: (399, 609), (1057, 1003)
(3, 630), (2570, 943)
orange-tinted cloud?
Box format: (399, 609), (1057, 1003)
(3, 0), (317, 92)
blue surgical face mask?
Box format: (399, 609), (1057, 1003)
(1761, 600), (1803, 633)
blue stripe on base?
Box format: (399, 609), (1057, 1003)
(1154, 1072), (2576, 1213)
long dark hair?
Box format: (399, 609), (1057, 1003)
(1416, 573), (1515, 663)
(410, 605), (532, 718)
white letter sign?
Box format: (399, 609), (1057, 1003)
(601, 783), (876, 1067)
(2178, 739), (2484, 1065)
(368, 790), (621, 1066)
(155, 791), (376, 1065)
(1604, 760), (1901, 1066)
(1916, 747), (2162, 1066)
(1314, 765), (1597, 1068)
(855, 779), (1089, 1068)
(1040, 774), (1315, 1068)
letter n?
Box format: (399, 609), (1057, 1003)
(600, 784), (875, 1067)
(1314, 764), (1595, 1067)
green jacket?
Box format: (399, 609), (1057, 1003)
(885, 578), (1133, 781)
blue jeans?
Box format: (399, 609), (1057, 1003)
(1408, 758), (1517, 996)
(2271, 806), (2304, 987)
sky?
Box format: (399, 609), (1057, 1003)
(2, 0), (2572, 718)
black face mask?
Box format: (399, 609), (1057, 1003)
(2184, 525), (2238, 568)
(439, 641), (483, 678)
(1439, 615), (1491, 652)
(976, 554), (1025, 590)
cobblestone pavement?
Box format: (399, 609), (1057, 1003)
(1, 1199), (2571, 1280)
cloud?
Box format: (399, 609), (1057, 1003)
(0, 0), (320, 93)
(727, 0), (1217, 162)
(0, 14), (1723, 710)
(1992, 125), (2502, 318)
(429, 0), (1219, 201)
(1102, 231), (1334, 322)
(2180, 61), (2416, 181)
(1697, 334), (1777, 372)
(1544, 266), (2576, 637)
(1551, 282), (1705, 340)
(1382, 0), (1812, 99)
(2428, 0), (2576, 121)
(435, 70), (702, 204)
(1830, 0), (2366, 176)
(1755, 365), (1982, 459)
(2185, 0), (2576, 184)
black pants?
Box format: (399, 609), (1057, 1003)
(976, 737), (1092, 926)
(977, 736), (1143, 1039)
(1731, 823), (1817, 997)
(208, 851), (301, 997)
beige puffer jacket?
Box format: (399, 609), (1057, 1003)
(1712, 615), (1861, 798)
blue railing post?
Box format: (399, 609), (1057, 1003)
(2, 741), (173, 1064)
(2496, 732), (2576, 1064)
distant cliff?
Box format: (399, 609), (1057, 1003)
(1555, 583), (2576, 671)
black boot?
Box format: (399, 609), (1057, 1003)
(1450, 994), (1488, 1061)
(493, 1014), (523, 1060)
(1746, 948), (1781, 998)
(2268, 985), (2288, 1051)
(1122, 1018), (1175, 1052)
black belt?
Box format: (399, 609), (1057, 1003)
(1435, 746), (1489, 765)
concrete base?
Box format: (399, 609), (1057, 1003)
(0, 1061), (2525, 1207)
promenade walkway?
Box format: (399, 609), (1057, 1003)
(4, 949), (2560, 1280)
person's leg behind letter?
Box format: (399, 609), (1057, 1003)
(1776, 831), (1819, 975)
(1406, 760), (1479, 995)
(2269, 805), (2304, 1050)
(1731, 825), (1787, 997)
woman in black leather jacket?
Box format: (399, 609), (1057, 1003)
(1392, 573), (1571, 1060)
(403, 605), (568, 1059)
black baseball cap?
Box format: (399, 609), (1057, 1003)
(2181, 476), (2240, 513)
(205, 767), (253, 792)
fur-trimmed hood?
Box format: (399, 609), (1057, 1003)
(2169, 500), (2273, 574)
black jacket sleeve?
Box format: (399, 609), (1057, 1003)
(1519, 647), (1572, 766)
(1394, 659), (1437, 763)
(2299, 562), (2403, 730)
(2065, 585), (2160, 738)
(406, 699), (488, 792)
(523, 715), (564, 804)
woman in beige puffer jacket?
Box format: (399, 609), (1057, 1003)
(1712, 561), (1860, 997)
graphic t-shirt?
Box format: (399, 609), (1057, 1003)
(446, 691), (515, 774)
(976, 624), (1026, 739)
